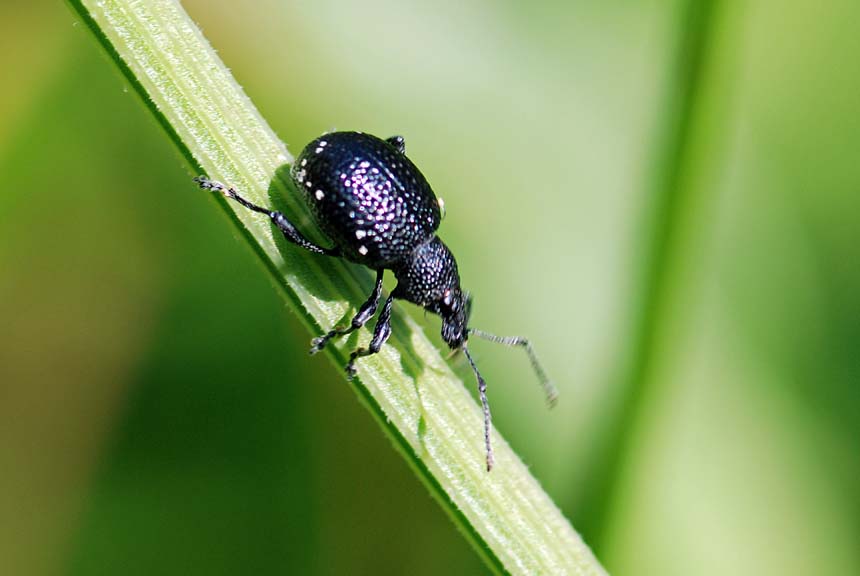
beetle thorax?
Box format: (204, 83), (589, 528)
(393, 236), (468, 348)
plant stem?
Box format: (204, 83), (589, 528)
(65, 1), (607, 573)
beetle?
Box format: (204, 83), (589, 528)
(196, 131), (555, 470)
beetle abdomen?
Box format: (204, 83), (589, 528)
(291, 132), (441, 267)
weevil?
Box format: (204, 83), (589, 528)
(196, 132), (556, 470)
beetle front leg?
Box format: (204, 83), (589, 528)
(310, 269), (385, 354)
(345, 294), (395, 378)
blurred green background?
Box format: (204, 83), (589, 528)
(1, 1), (858, 574)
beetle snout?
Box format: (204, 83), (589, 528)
(442, 318), (467, 349)
(439, 289), (469, 348)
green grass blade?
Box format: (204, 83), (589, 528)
(64, 1), (607, 573)
(576, 0), (722, 545)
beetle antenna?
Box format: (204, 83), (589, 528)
(463, 345), (494, 472)
(468, 328), (558, 407)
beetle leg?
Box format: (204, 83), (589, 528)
(345, 293), (395, 378)
(310, 269), (385, 354)
(385, 135), (406, 154)
(195, 176), (340, 256)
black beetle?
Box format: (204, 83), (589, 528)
(196, 132), (555, 470)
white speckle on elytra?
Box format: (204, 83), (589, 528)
(315, 147), (323, 154)
(301, 159), (307, 166)
(315, 190), (325, 200)
(355, 230), (366, 239)
(358, 245), (368, 255)
(305, 181), (312, 188)
(319, 140), (327, 147)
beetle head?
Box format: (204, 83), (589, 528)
(434, 288), (472, 348)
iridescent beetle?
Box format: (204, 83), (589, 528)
(196, 132), (556, 470)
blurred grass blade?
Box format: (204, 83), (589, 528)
(65, 0), (607, 573)
(576, 0), (722, 545)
